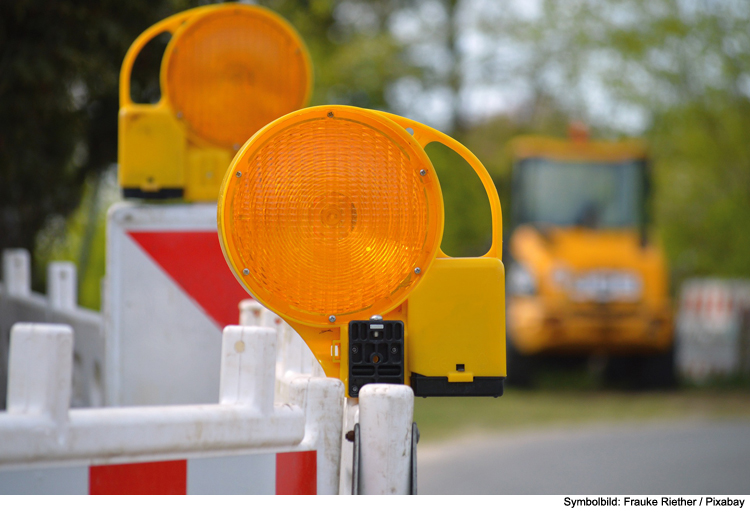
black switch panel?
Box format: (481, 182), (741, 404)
(348, 320), (404, 397)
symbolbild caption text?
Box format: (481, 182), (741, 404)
(563, 496), (745, 508)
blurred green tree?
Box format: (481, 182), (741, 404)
(260, 0), (420, 108)
(476, 0), (750, 281)
(0, 0), (193, 288)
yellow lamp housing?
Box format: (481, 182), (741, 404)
(118, 3), (312, 201)
(218, 105), (506, 398)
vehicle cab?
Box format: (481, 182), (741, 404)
(506, 129), (674, 386)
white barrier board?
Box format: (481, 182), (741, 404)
(105, 203), (250, 406)
(0, 452), (322, 495)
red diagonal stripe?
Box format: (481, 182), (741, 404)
(128, 231), (251, 328)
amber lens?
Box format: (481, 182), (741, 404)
(164, 6), (311, 149)
(220, 108), (443, 326)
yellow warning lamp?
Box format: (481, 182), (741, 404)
(118, 3), (312, 201)
(219, 106), (506, 398)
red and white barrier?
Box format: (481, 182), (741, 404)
(239, 303), (417, 495)
(680, 281), (738, 332)
(0, 323), (344, 494)
(677, 279), (750, 379)
(0, 454), (314, 495)
(1, 200), (416, 495)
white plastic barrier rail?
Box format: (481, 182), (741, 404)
(0, 323), (344, 494)
(0, 249), (104, 410)
(239, 301), (415, 495)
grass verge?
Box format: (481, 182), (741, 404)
(414, 387), (750, 442)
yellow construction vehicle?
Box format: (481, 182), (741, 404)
(505, 127), (674, 387)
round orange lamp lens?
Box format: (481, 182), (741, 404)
(219, 107), (444, 326)
(164, 6), (311, 149)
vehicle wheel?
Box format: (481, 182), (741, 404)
(603, 355), (640, 390)
(640, 343), (677, 389)
(505, 336), (533, 388)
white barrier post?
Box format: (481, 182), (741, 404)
(259, 304), (345, 494)
(47, 262), (77, 311)
(287, 377), (345, 494)
(241, 300), (325, 385)
(259, 307), (289, 383)
(2, 250), (31, 297)
(358, 384), (414, 495)
(220, 326), (276, 414)
(7, 323), (73, 426)
(239, 299), (265, 327)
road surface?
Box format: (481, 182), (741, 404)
(418, 419), (750, 494)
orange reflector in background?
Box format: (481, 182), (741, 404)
(218, 106), (444, 327)
(163, 6), (311, 149)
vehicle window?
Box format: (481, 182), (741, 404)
(517, 159), (643, 228)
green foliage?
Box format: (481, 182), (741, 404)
(652, 99), (750, 280)
(0, 0), (190, 288)
(597, 0), (750, 281)
(474, 0), (750, 282)
(425, 142), (492, 257)
(35, 172), (118, 310)
(260, 0), (419, 108)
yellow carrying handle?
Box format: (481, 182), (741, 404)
(119, 5), (219, 107)
(378, 111), (503, 261)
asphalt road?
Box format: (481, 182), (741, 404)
(417, 420), (750, 494)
